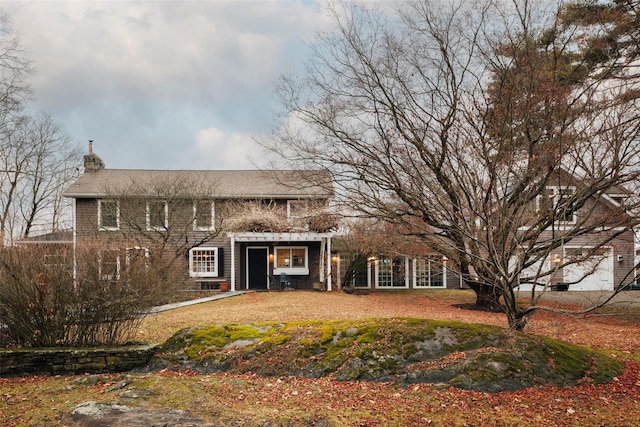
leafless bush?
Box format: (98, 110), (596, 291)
(225, 201), (337, 233)
(226, 202), (290, 232)
(308, 212), (338, 233)
(0, 244), (179, 348)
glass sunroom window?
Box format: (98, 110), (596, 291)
(376, 257), (406, 288)
(415, 255), (444, 288)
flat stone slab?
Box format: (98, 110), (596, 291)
(68, 401), (216, 427)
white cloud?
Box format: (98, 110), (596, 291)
(195, 127), (263, 170)
(8, 1), (329, 104)
(1, 1), (334, 169)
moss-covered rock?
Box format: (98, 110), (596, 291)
(153, 318), (624, 393)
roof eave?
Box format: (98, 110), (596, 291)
(64, 193), (333, 199)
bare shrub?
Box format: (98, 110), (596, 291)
(308, 212), (339, 233)
(226, 201), (290, 232)
(0, 244), (178, 348)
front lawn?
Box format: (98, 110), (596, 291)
(2, 290), (640, 426)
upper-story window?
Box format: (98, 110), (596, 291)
(193, 200), (215, 231)
(287, 200), (310, 220)
(539, 186), (576, 223)
(146, 200), (168, 231)
(288, 199), (311, 230)
(98, 199), (119, 230)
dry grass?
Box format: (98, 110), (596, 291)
(137, 289), (640, 353)
(4, 290), (640, 426)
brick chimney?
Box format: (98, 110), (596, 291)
(83, 141), (105, 172)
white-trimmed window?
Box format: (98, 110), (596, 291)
(98, 199), (119, 230)
(189, 247), (220, 277)
(193, 200), (215, 231)
(414, 256), (445, 288)
(539, 186), (576, 223)
(146, 200), (168, 231)
(339, 253), (370, 288)
(287, 200), (310, 231)
(99, 250), (120, 280)
(126, 246), (149, 270)
(375, 256), (407, 288)
(287, 200), (310, 220)
(274, 246), (309, 275)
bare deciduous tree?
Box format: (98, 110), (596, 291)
(0, 13), (80, 245)
(265, 0), (640, 331)
(0, 12), (31, 130)
(18, 113), (81, 237)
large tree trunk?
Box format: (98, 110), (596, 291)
(465, 280), (503, 311)
(502, 281), (531, 331)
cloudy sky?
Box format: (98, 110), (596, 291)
(2, 0), (333, 170)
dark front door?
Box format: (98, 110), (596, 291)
(247, 247), (269, 289)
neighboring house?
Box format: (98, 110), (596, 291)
(62, 147), (335, 291)
(14, 230), (73, 246)
(514, 172), (635, 292)
(331, 170), (636, 293)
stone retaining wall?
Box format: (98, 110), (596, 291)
(0, 344), (159, 377)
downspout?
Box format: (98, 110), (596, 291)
(230, 234), (236, 291)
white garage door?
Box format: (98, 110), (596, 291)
(562, 247), (613, 291)
(516, 257), (551, 292)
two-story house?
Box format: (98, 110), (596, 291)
(62, 146), (635, 294)
(516, 175), (636, 292)
(62, 147), (335, 292)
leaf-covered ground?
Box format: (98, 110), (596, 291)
(1, 290), (640, 426)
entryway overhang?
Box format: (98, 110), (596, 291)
(227, 232), (334, 242)
(227, 232), (334, 291)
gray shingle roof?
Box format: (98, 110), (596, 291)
(14, 230), (73, 244)
(63, 169), (333, 199)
